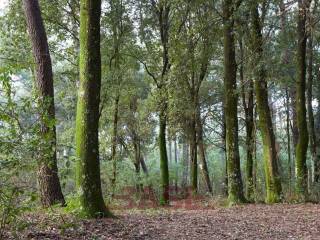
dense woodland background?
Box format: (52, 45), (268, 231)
(1, 0), (320, 231)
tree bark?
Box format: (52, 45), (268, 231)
(23, 0), (65, 207)
(75, 0), (110, 217)
(223, 0), (245, 204)
(250, 1), (282, 203)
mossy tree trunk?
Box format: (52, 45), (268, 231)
(223, 0), (245, 205)
(295, 0), (310, 200)
(75, 0), (110, 218)
(159, 105), (169, 205)
(222, 105), (228, 196)
(151, 0), (171, 205)
(23, 0), (65, 207)
(250, 1), (282, 203)
(239, 38), (254, 201)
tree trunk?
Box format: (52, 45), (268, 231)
(223, 0), (245, 204)
(174, 135), (178, 193)
(75, 0), (110, 217)
(239, 38), (254, 202)
(190, 110), (198, 195)
(222, 105), (228, 196)
(159, 106), (169, 205)
(110, 94), (120, 197)
(295, 0), (310, 200)
(286, 89), (292, 194)
(314, 68), (320, 183)
(250, 2), (282, 203)
(23, 0), (65, 207)
(140, 156), (148, 175)
(307, 37), (316, 183)
(196, 109), (212, 194)
(133, 136), (143, 193)
(181, 138), (189, 190)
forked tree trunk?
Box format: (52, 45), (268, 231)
(23, 0), (65, 207)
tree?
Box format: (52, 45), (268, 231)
(239, 37), (255, 201)
(75, 0), (110, 217)
(295, 0), (311, 200)
(249, 0), (282, 203)
(223, 0), (245, 204)
(23, 0), (65, 207)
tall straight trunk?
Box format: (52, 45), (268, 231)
(159, 107), (169, 205)
(174, 135), (178, 193)
(290, 89), (299, 148)
(252, 106), (258, 199)
(314, 67), (320, 183)
(222, 105), (228, 196)
(133, 135), (142, 192)
(75, 0), (110, 217)
(181, 138), (189, 189)
(223, 0), (245, 204)
(190, 109), (198, 194)
(280, 1), (293, 192)
(286, 89), (292, 194)
(196, 109), (213, 194)
(239, 38), (254, 201)
(23, 0), (65, 207)
(307, 37), (316, 183)
(250, 2), (282, 203)
(295, 0), (310, 200)
(110, 94), (120, 197)
(151, 0), (171, 205)
(140, 156), (148, 175)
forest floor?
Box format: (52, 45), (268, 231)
(4, 203), (320, 240)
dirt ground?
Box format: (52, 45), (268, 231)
(6, 204), (320, 240)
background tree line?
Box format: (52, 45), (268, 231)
(0, 0), (320, 219)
